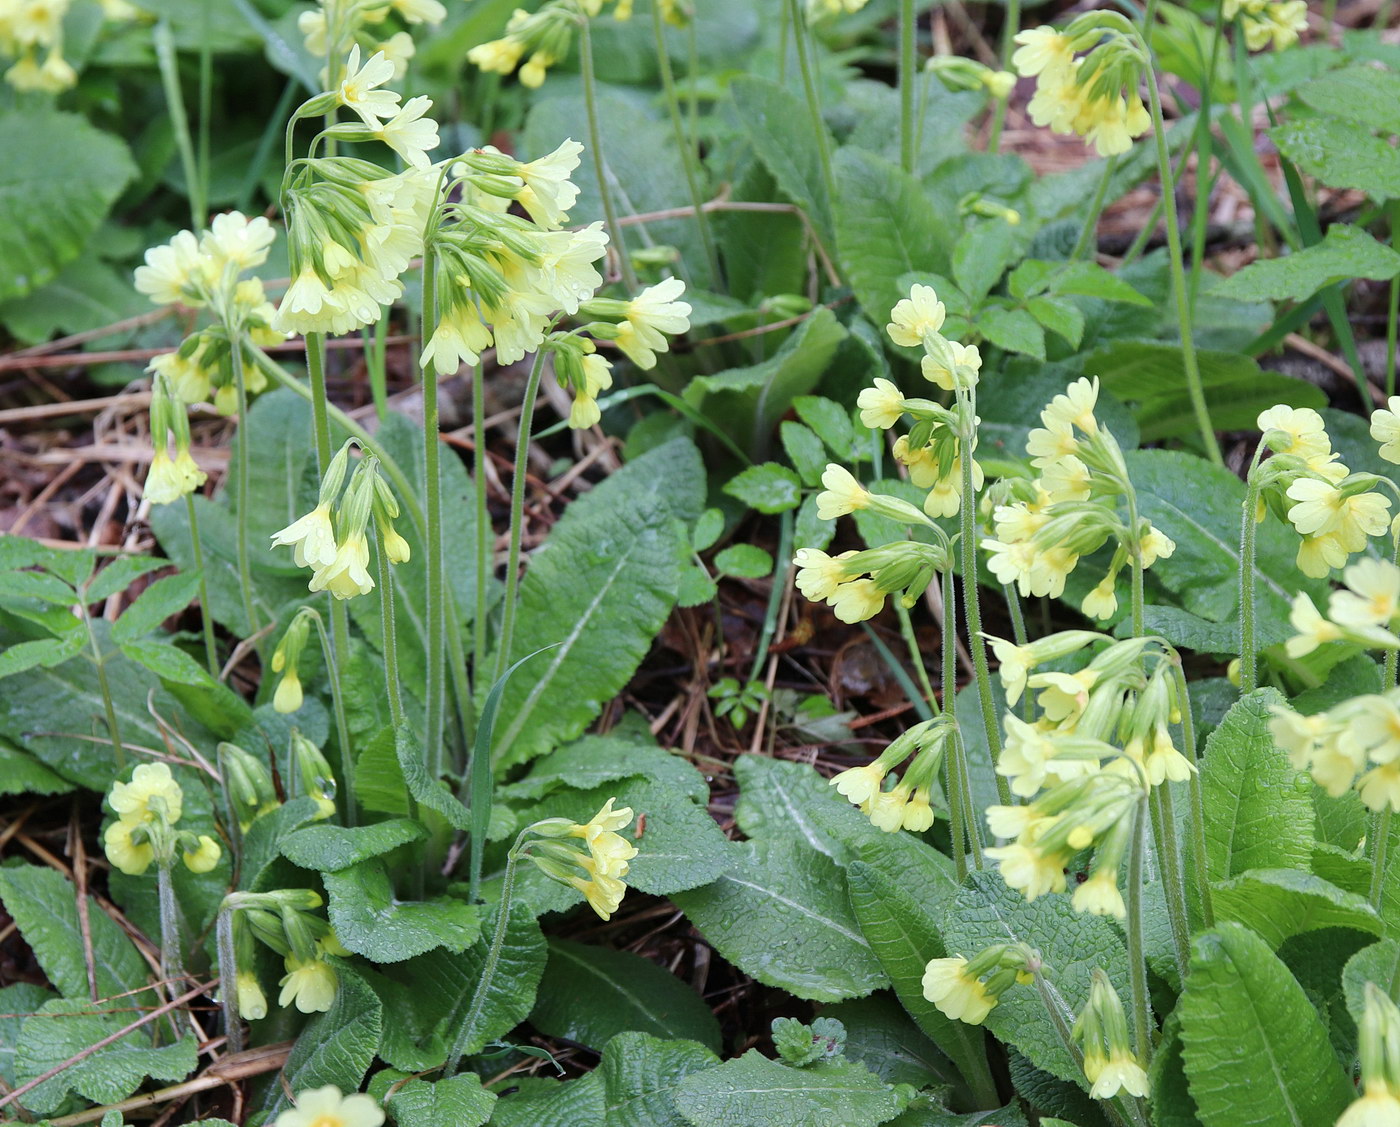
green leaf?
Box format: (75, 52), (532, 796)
(395, 724), (471, 830)
(834, 147), (953, 328)
(323, 858), (480, 963)
(1150, 1014), (1200, 1127)
(84, 556), (169, 605)
(386, 1075), (495, 1127)
(503, 737), (709, 804)
(1179, 923), (1352, 1127)
(268, 966), (382, 1117)
(1047, 261), (1152, 305)
(1342, 939), (1400, 1026)
(598, 1032), (720, 1127)
(0, 743), (74, 797)
(0, 633), (85, 679)
(1089, 340), (1326, 441)
(1212, 868), (1380, 948)
(0, 983), (52, 1088)
(1211, 225), (1400, 303)
(715, 544), (775, 578)
(487, 496), (679, 769)
(940, 872), (1129, 1084)
(1026, 297), (1085, 349)
(846, 863), (995, 1098)
(672, 837), (888, 1003)
(109, 572), (201, 643)
(348, 412), (482, 698)
(1273, 117), (1400, 197)
(0, 252), (147, 347)
(118, 639), (214, 686)
(1297, 64), (1400, 134)
(725, 463), (803, 514)
(673, 1051), (911, 1127)
(821, 996), (954, 1089)
(0, 865), (152, 1005)
(731, 76), (834, 244)
(782, 422), (829, 487)
(794, 396), (856, 462)
(437, 900), (546, 1061)
(279, 818), (428, 872)
(488, 1075), (605, 1127)
(15, 999), (197, 1116)
(979, 307), (1045, 359)
(1200, 689), (1314, 881)
(0, 110), (136, 301)
(953, 223), (1017, 303)
(796, 493), (835, 552)
(530, 939), (721, 1053)
(1137, 604), (1291, 655)
(1126, 449), (1328, 627)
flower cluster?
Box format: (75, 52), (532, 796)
(982, 378), (1175, 620)
(143, 372), (207, 507)
(794, 537), (950, 625)
(103, 763), (222, 878)
(1270, 685), (1400, 813)
(467, 0), (631, 88)
(219, 742), (281, 833)
(136, 212), (285, 415)
(828, 719), (950, 833)
(1281, 558), (1400, 660)
(1251, 405), (1392, 579)
(921, 943), (1035, 1026)
(1073, 969), (1149, 1100)
(275, 1086), (384, 1127)
(292, 730), (340, 822)
(224, 889), (346, 1017)
(1013, 18), (1151, 156)
(523, 798), (640, 919)
(0, 0), (87, 92)
(1339, 983), (1400, 1127)
(1224, 0), (1307, 52)
(298, 0), (446, 84)
(981, 634), (1194, 916)
(271, 441), (408, 600)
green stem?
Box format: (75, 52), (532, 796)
(1144, 62), (1223, 466)
(154, 21), (203, 229)
(1389, 202), (1399, 401)
(650, 0), (721, 285)
(156, 863), (189, 1033)
(899, 0), (917, 173)
(1125, 797), (1154, 1066)
(375, 540), (405, 728)
(1186, 0), (1227, 308)
(896, 602), (937, 714)
(958, 393), (1009, 804)
(986, 0), (1021, 153)
(366, 312), (389, 423)
(1238, 444), (1266, 693)
(85, 613), (125, 766)
(943, 567), (977, 877)
(307, 612), (356, 825)
(493, 350), (549, 684)
(445, 847), (522, 1076)
(580, 17), (638, 292)
(184, 492), (219, 677)
(197, 8), (212, 225)
(420, 250), (448, 779)
(472, 358), (491, 684)
(1070, 157), (1116, 262)
(1171, 657), (1213, 926)
(1373, 808), (1394, 911)
(215, 908), (242, 1054)
(1151, 784), (1191, 982)
(230, 340), (260, 643)
(750, 511), (795, 684)
(783, 0), (835, 207)
(1389, 531), (1400, 689)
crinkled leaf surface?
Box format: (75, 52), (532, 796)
(265, 966), (382, 1117)
(1212, 868), (1379, 948)
(1211, 224), (1400, 303)
(599, 1032), (720, 1127)
(324, 857), (480, 963)
(279, 818), (427, 872)
(385, 1075), (495, 1127)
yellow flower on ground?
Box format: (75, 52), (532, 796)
(921, 957), (996, 1024)
(109, 762), (184, 825)
(886, 283), (945, 348)
(816, 464), (869, 520)
(278, 954), (338, 1014)
(274, 1086), (385, 1127)
(271, 503), (339, 570)
(103, 819), (154, 876)
(310, 533), (375, 600)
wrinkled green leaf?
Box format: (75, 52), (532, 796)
(674, 1051), (911, 1127)
(324, 857), (480, 962)
(1273, 117), (1400, 197)
(280, 818), (427, 872)
(1211, 225), (1400, 303)
(725, 463), (803, 514)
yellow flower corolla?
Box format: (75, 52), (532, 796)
(857, 378), (906, 431)
(278, 954), (338, 1014)
(886, 284), (946, 349)
(310, 532), (375, 601)
(922, 957), (997, 1024)
(274, 1086), (384, 1127)
(815, 464), (869, 520)
(110, 762), (184, 826)
(271, 503), (339, 571)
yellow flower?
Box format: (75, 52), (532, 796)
(856, 378), (906, 430)
(1268, 703), (1327, 769)
(103, 819), (154, 876)
(1138, 527), (1176, 567)
(1086, 1048), (1150, 1099)
(1072, 872), (1125, 919)
(1081, 576), (1118, 622)
(828, 578), (885, 623)
(1373, 398), (1400, 464)
(236, 971), (268, 1021)
(1011, 26), (1076, 82)
(274, 1086), (385, 1127)
(1284, 592), (1341, 658)
(920, 339), (981, 392)
(986, 839), (1068, 900)
(467, 35), (525, 75)
(794, 548), (853, 602)
(1296, 532), (1348, 580)
(987, 635), (1034, 704)
(1029, 669), (1098, 724)
(830, 763), (885, 805)
(110, 762), (183, 825)
(1287, 479), (1391, 550)
(568, 869), (628, 919)
(1040, 455), (1092, 503)
(310, 533), (375, 600)
(1144, 723), (1195, 786)
(274, 668), (304, 714)
(380, 524), (411, 565)
(886, 283), (946, 348)
(1338, 1084), (1400, 1127)
(183, 835), (222, 873)
(901, 786), (934, 832)
(615, 277), (691, 369)
(1258, 403), (1330, 459)
(1332, 558), (1400, 630)
(1358, 763), (1400, 813)
(271, 503), (338, 570)
(337, 45), (401, 128)
(922, 957), (997, 1024)
(815, 464), (869, 520)
(278, 954), (338, 1014)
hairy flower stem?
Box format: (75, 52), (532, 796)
(375, 543), (404, 729)
(472, 358), (490, 683)
(941, 568), (968, 880)
(1238, 444), (1266, 693)
(157, 863), (190, 1034)
(493, 350), (548, 685)
(986, 0), (1020, 153)
(784, 0), (835, 208)
(1170, 658), (1214, 926)
(958, 395), (1009, 804)
(1070, 156), (1116, 262)
(580, 17), (638, 293)
(650, 1), (721, 285)
(231, 340), (261, 644)
(1372, 808), (1394, 910)
(84, 610), (125, 766)
(1144, 62), (1223, 466)
(215, 907), (242, 1054)
(899, 0), (917, 172)
(1151, 785), (1191, 980)
(184, 493), (219, 676)
(444, 845), (522, 1077)
(1126, 798), (1154, 1067)
(419, 252), (448, 779)
(304, 335), (356, 822)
